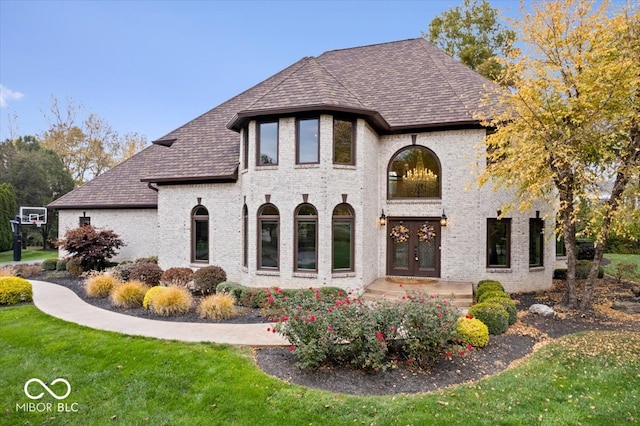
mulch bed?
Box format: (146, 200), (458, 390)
(33, 271), (640, 395)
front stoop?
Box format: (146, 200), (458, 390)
(362, 278), (473, 309)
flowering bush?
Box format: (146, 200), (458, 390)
(267, 288), (461, 370)
(389, 224), (410, 244)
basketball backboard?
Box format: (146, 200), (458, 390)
(19, 206), (47, 226)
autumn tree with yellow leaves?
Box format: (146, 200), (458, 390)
(478, 0), (639, 310)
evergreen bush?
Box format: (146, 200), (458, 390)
(467, 302), (509, 335)
(129, 262), (164, 286)
(0, 276), (33, 304)
(42, 258), (58, 271)
(192, 265), (226, 294)
(456, 315), (489, 347)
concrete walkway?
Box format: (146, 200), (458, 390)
(29, 280), (289, 347)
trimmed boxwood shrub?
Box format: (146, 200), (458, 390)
(484, 296), (517, 325)
(468, 302), (509, 335)
(192, 265), (226, 295)
(56, 259), (68, 271)
(216, 282), (246, 300)
(0, 276), (33, 304)
(476, 280), (505, 301)
(456, 315), (489, 347)
(129, 262), (163, 286)
(477, 290), (509, 304)
(42, 258), (58, 271)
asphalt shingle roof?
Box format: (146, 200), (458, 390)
(49, 38), (498, 209)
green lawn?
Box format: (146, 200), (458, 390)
(1, 306), (638, 425)
(0, 248), (58, 264)
(604, 253), (640, 282)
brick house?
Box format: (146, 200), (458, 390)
(49, 39), (555, 293)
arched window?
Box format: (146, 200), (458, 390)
(294, 203), (318, 272)
(258, 204), (279, 270)
(332, 203), (354, 272)
(242, 204), (248, 267)
(191, 206), (209, 263)
(388, 146), (441, 199)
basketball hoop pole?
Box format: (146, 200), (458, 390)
(10, 215), (21, 261)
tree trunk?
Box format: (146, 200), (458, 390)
(581, 121), (640, 310)
(561, 205), (578, 309)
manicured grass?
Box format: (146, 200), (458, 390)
(604, 253), (640, 282)
(0, 248), (58, 264)
(1, 306), (639, 425)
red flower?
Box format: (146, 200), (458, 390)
(465, 314), (474, 319)
(437, 313), (442, 318)
(282, 315), (289, 321)
(407, 358), (414, 364)
(376, 331), (384, 340)
(266, 327), (271, 332)
(310, 315), (316, 322)
(327, 326), (333, 332)
(288, 346), (295, 352)
(393, 359), (398, 364)
(446, 351), (452, 358)
(467, 344), (473, 350)
(267, 295), (274, 303)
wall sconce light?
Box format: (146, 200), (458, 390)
(379, 209), (387, 226)
(440, 210), (448, 227)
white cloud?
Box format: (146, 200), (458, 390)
(0, 84), (25, 108)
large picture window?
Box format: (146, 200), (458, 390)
(332, 204), (354, 272)
(295, 203), (318, 272)
(192, 206), (209, 263)
(258, 121), (278, 165)
(529, 218), (544, 267)
(333, 119), (355, 165)
(297, 118), (319, 164)
(487, 218), (511, 268)
(258, 204), (279, 270)
(388, 146), (441, 198)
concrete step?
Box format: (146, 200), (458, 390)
(363, 278), (474, 309)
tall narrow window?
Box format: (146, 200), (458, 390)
(242, 204), (248, 267)
(487, 218), (511, 268)
(297, 118), (319, 164)
(258, 121), (278, 165)
(258, 204), (279, 270)
(529, 218), (544, 267)
(332, 203), (354, 272)
(388, 146), (441, 198)
(333, 119), (355, 165)
(192, 206), (209, 263)
(295, 203), (318, 272)
(242, 127), (249, 170)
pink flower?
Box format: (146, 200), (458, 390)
(288, 346), (295, 352)
(437, 313), (442, 318)
(310, 315), (316, 322)
(467, 344), (473, 350)
(393, 359), (398, 365)
(267, 295), (274, 303)
(376, 331), (384, 340)
(282, 315), (288, 321)
(327, 326), (333, 332)
(390, 326), (397, 332)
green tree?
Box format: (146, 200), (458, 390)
(41, 96), (147, 185)
(425, 0), (515, 81)
(0, 136), (75, 248)
(0, 183), (18, 251)
(477, 0), (640, 310)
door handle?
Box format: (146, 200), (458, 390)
(414, 246), (419, 261)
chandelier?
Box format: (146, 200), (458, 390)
(403, 155), (438, 196)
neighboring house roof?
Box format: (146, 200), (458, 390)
(49, 38), (498, 209)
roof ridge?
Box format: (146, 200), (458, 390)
(312, 56), (368, 109)
(321, 38), (422, 56)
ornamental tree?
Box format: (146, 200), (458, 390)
(477, 0), (640, 310)
(56, 225), (124, 271)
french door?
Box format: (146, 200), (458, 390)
(387, 218), (441, 277)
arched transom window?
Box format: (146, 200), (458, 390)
(388, 146), (441, 199)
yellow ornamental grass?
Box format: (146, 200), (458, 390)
(198, 293), (237, 320)
(85, 274), (120, 298)
(456, 315), (490, 348)
(0, 277), (33, 305)
(147, 286), (193, 316)
(143, 286), (168, 309)
(110, 280), (149, 309)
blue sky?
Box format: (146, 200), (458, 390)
(0, 0), (523, 143)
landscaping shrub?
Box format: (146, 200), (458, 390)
(135, 256), (158, 264)
(110, 280), (148, 308)
(0, 276), (33, 304)
(85, 274), (120, 298)
(476, 280), (505, 301)
(216, 282), (246, 300)
(13, 264), (41, 278)
(66, 259), (83, 276)
(0, 266), (16, 277)
(477, 289), (509, 304)
(160, 267), (194, 288)
(55, 225), (124, 271)
(56, 259), (68, 271)
(198, 293), (237, 319)
(577, 239), (595, 260)
(614, 262), (638, 282)
(467, 302), (509, 335)
(576, 260), (604, 279)
(143, 286), (167, 309)
(484, 296), (517, 325)
(268, 289), (460, 370)
(42, 258), (58, 271)
(192, 265), (226, 294)
(109, 262), (135, 282)
(147, 286), (193, 316)
(456, 315), (489, 348)
(238, 287), (269, 308)
(129, 262), (164, 286)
